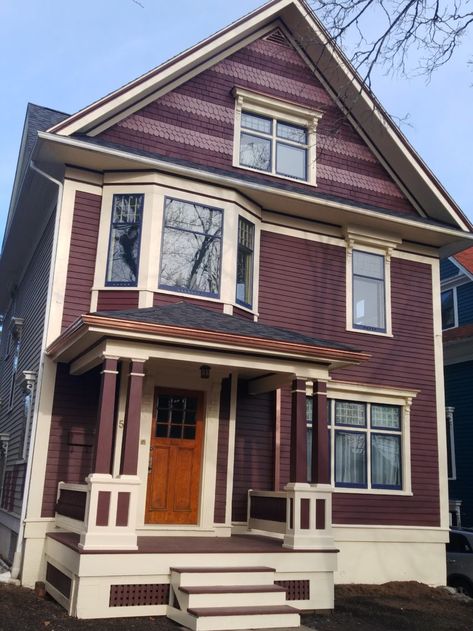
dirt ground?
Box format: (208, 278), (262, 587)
(0, 581), (472, 631)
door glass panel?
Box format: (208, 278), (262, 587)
(156, 394), (198, 440)
(156, 424), (168, 438)
(183, 425), (196, 439)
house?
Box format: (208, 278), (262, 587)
(440, 248), (473, 528)
(0, 0), (471, 627)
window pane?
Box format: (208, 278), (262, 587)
(441, 289), (455, 329)
(371, 405), (401, 430)
(371, 434), (401, 488)
(276, 121), (307, 144)
(353, 276), (385, 330)
(236, 218), (255, 306)
(240, 133), (271, 171)
(106, 194), (143, 285)
(276, 143), (306, 180)
(335, 401), (366, 426)
(353, 251), (384, 280)
(159, 199), (223, 296)
(335, 431), (366, 486)
(241, 112), (272, 134)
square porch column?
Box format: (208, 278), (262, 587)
(311, 379), (330, 484)
(92, 356), (119, 475)
(120, 359), (146, 476)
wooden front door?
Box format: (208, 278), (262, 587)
(146, 389), (204, 524)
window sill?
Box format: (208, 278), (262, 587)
(333, 487), (412, 496)
(347, 326), (394, 338)
(235, 163), (316, 188)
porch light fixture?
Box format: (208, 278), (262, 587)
(200, 365), (211, 379)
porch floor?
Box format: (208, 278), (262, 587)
(47, 532), (338, 555)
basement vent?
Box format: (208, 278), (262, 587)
(109, 583), (170, 607)
(46, 563), (72, 599)
(264, 29), (293, 48)
(275, 580), (310, 601)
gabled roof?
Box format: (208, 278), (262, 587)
(454, 247), (473, 277)
(43, 0), (470, 232)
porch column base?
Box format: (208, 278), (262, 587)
(78, 473), (140, 552)
(283, 482), (336, 551)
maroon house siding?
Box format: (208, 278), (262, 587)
(99, 34), (416, 217)
(96, 290), (139, 312)
(41, 365), (101, 517)
(61, 191), (102, 330)
(153, 292), (224, 312)
(257, 230), (439, 527)
(214, 377), (231, 524)
(232, 383), (275, 522)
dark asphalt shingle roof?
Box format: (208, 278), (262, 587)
(93, 301), (360, 353)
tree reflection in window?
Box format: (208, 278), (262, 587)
(106, 194), (144, 286)
(159, 198), (223, 296)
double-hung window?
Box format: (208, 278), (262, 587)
(106, 194), (144, 286)
(331, 400), (402, 490)
(352, 250), (386, 332)
(233, 88), (322, 186)
(441, 288), (457, 329)
(236, 217), (255, 307)
(159, 198), (223, 297)
(239, 112), (308, 181)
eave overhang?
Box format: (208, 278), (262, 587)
(34, 131), (473, 256)
(46, 313), (371, 372)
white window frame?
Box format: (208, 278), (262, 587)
(345, 228), (400, 337)
(92, 174), (261, 315)
(232, 87), (323, 186)
(440, 279), (464, 330)
(325, 381), (417, 495)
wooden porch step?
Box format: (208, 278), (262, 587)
(171, 566), (275, 573)
(188, 605), (300, 617)
(180, 584), (286, 594)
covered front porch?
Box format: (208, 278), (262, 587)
(44, 302), (368, 624)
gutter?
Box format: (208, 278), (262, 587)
(10, 163), (63, 581)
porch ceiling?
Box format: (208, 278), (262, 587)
(46, 302), (369, 376)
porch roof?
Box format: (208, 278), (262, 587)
(47, 302), (369, 371)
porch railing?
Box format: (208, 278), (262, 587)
(248, 483), (335, 550)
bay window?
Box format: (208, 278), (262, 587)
(236, 217), (255, 307)
(159, 198), (223, 297)
(106, 194), (144, 286)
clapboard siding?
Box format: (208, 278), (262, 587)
(457, 282), (473, 326)
(41, 365), (101, 518)
(61, 191), (102, 330)
(445, 361), (473, 527)
(232, 383), (275, 522)
(100, 34), (416, 217)
(256, 231), (439, 527)
(0, 210), (55, 519)
(153, 292), (224, 312)
(96, 291), (139, 311)
(440, 258), (460, 280)
(214, 377), (231, 524)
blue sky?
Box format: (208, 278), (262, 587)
(0, 0), (472, 241)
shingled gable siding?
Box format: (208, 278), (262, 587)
(61, 191), (102, 330)
(258, 231), (439, 527)
(41, 365), (101, 518)
(0, 212), (55, 523)
(232, 382), (275, 522)
(99, 35), (416, 216)
(214, 377), (231, 524)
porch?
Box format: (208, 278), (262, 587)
(45, 531), (337, 624)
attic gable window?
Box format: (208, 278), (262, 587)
(106, 194), (144, 286)
(233, 87), (322, 186)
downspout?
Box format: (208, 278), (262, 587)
(10, 162), (63, 580)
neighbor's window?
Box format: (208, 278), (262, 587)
(441, 289), (456, 329)
(106, 194), (144, 286)
(236, 217), (255, 307)
(330, 400), (402, 490)
(159, 198), (223, 297)
(352, 250), (386, 332)
(239, 111), (308, 181)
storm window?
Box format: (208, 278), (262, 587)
(159, 198), (223, 297)
(106, 194), (144, 286)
